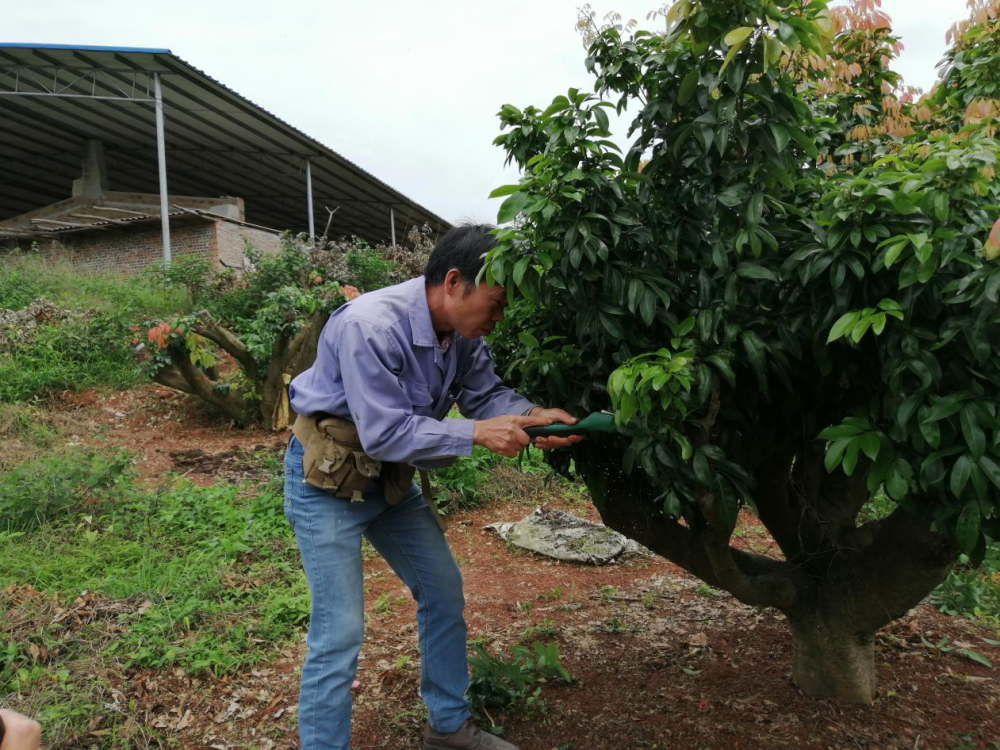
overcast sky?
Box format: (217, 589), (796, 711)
(6, 0), (971, 227)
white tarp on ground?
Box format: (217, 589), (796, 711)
(484, 505), (650, 564)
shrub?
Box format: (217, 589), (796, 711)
(143, 229), (436, 428)
(0, 449), (131, 531)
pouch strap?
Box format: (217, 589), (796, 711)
(419, 469), (447, 533)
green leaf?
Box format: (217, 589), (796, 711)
(842, 439), (861, 476)
(497, 191), (529, 224)
(593, 106), (610, 133)
(956, 648), (992, 668)
(979, 455), (1000, 490)
(818, 424), (863, 440)
(735, 262), (777, 281)
(951, 455), (973, 499)
(512, 257), (530, 287)
(488, 184), (522, 199)
(955, 499), (981, 554)
(678, 69), (700, 105)
(825, 439), (850, 473)
(770, 123), (790, 153)
(827, 311), (859, 343)
(860, 432), (880, 461)
(663, 492), (683, 518)
(517, 331), (539, 349)
(723, 26), (754, 47)
(886, 467), (908, 500)
(896, 395), (922, 430)
(672, 317), (696, 336)
(719, 29), (752, 76)
(960, 407), (986, 459)
(692, 451), (711, 485)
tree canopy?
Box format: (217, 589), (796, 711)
(485, 0), (1000, 703)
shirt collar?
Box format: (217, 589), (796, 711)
(408, 276), (440, 348)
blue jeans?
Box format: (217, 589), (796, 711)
(283, 436), (471, 750)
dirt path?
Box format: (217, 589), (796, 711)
(61, 388), (1000, 749)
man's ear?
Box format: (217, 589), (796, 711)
(444, 268), (463, 295)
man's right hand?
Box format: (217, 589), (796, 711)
(472, 414), (554, 458)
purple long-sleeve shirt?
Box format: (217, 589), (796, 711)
(289, 276), (536, 469)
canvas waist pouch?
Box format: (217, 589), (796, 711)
(292, 412), (416, 505)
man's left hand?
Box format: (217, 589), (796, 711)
(527, 407), (586, 450)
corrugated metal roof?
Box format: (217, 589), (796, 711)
(0, 44), (452, 244)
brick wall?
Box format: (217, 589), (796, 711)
(1, 216), (284, 277)
(29, 218), (219, 276)
(216, 222), (283, 271)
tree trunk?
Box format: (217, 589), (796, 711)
(789, 617), (876, 704)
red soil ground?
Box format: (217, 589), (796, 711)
(56, 387), (1000, 748)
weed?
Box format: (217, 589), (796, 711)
(536, 585), (566, 602)
(466, 641), (573, 731)
(0, 462), (304, 677)
(602, 617), (628, 634)
(597, 585), (618, 602)
(695, 583), (725, 598)
(932, 548), (1000, 619)
(0, 448), (130, 531)
(520, 618), (559, 641)
(373, 592), (407, 618)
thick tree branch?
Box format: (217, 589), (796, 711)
(191, 312), (259, 382)
(166, 345), (247, 423)
(697, 492), (799, 609)
(575, 440), (809, 612)
(815, 504), (957, 633)
(151, 364), (196, 395)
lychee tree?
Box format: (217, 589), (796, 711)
(485, 0), (1000, 703)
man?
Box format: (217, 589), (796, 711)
(285, 224), (581, 750)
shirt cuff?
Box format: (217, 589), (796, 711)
(444, 416), (475, 457)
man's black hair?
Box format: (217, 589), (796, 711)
(423, 223), (497, 286)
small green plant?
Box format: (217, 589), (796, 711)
(597, 585), (618, 602)
(536, 585), (566, 602)
(601, 617), (628, 634)
(466, 641), (573, 731)
(932, 548), (1000, 618)
(434, 447), (499, 512)
(520, 618), (558, 641)
(373, 592), (406, 617)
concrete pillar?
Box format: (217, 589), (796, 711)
(71, 140), (109, 199)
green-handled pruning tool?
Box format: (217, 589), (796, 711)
(524, 410), (618, 439)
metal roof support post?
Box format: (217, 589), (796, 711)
(390, 205), (396, 246)
(153, 71), (171, 267)
(305, 156), (315, 242)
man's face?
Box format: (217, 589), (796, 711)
(443, 271), (506, 339)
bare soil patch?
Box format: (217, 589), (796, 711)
(10, 388), (998, 749)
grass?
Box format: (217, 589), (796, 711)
(0, 448), (306, 748)
(0, 256), (186, 403)
(0, 255), (184, 318)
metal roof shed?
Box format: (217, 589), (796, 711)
(0, 43), (451, 262)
